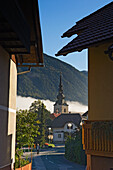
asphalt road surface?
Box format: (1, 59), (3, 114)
(31, 145), (86, 170)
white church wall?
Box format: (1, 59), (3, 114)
(54, 104), (68, 113)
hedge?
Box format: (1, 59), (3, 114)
(65, 128), (87, 165)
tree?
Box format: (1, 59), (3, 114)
(29, 100), (43, 120)
(16, 109), (40, 148)
(16, 109), (40, 168)
(39, 103), (46, 147)
(29, 100), (52, 146)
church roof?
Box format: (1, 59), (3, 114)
(51, 113), (81, 128)
(56, 2), (113, 56)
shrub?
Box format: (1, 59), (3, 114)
(65, 128), (87, 165)
(15, 148), (30, 168)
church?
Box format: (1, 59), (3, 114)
(51, 73), (81, 143)
(54, 73), (68, 114)
(50, 73), (69, 120)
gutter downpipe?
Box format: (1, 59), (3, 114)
(17, 67), (31, 75)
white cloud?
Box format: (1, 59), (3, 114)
(68, 101), (88, 114)
(16, 96), (88, 114)
(16, 96), (36, 111)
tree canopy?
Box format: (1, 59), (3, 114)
(16, 100), (52, 149)
(29, 100), (52, 147)
(16, 109), (40, 148)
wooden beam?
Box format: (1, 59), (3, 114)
(0, 0), (30, 52)
(3, 45), (25, 48)
(0, 30), (14, 34)
(0, 38), (20, 41)
(17, 63), (44, 67)
(9, 51), (29, 55)
(0, 21), (8, 25)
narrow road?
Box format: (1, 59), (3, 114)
(31, 145), (86, 170)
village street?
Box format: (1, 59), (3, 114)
(26, 145), (86, 170)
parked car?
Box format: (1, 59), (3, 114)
(48, 144), (55, 148)
(44, 143), (55, 148)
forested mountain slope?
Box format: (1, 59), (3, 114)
(17, 54), (88, 105)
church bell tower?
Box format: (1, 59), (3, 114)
(54, 73), (68, 114)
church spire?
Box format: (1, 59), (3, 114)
(56, 73), (65, 104)
(59, 72), (63, 94)
(54, 73), (68, 114)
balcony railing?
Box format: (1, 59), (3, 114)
(82, 120), (113, 157)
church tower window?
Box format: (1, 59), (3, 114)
(64, 108), (66, 112)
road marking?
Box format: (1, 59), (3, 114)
(49, 161), (54, 164)
(59, 165), (72, 170)
(45, 155), (55, 164)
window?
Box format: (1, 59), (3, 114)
(64, 109), (66, 112)
(67, 125), (69, 129)
(71, 125), (73, 129)
(58, 134), (61, 138)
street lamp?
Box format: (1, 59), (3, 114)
(80, 121), (83, 126)
(68, 123), (72, 137)
(48, 127), (51, 143)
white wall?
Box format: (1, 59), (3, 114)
(0, 46), (17, 168)
(53, 123), (77, 142)
(53, 128), (64, 142)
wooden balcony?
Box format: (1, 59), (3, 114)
(82, 120), (113, 157)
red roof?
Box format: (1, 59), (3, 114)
(50, 113), (61, 120)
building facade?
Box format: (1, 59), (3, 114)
(52, 114), (81, 143)
(0, 0), (43, 169)
(56, 2), (113, 170)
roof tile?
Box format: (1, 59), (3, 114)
(51, 113), (81, 128)
(56, 2), (113, 56)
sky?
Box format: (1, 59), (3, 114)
(38, 0), (112, 71)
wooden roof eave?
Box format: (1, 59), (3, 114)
(33, 0), (43, 64)
(0, 0), (30, 52)
(16, 0), (43, 67)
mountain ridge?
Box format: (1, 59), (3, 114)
(17, 53), (88, 105)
